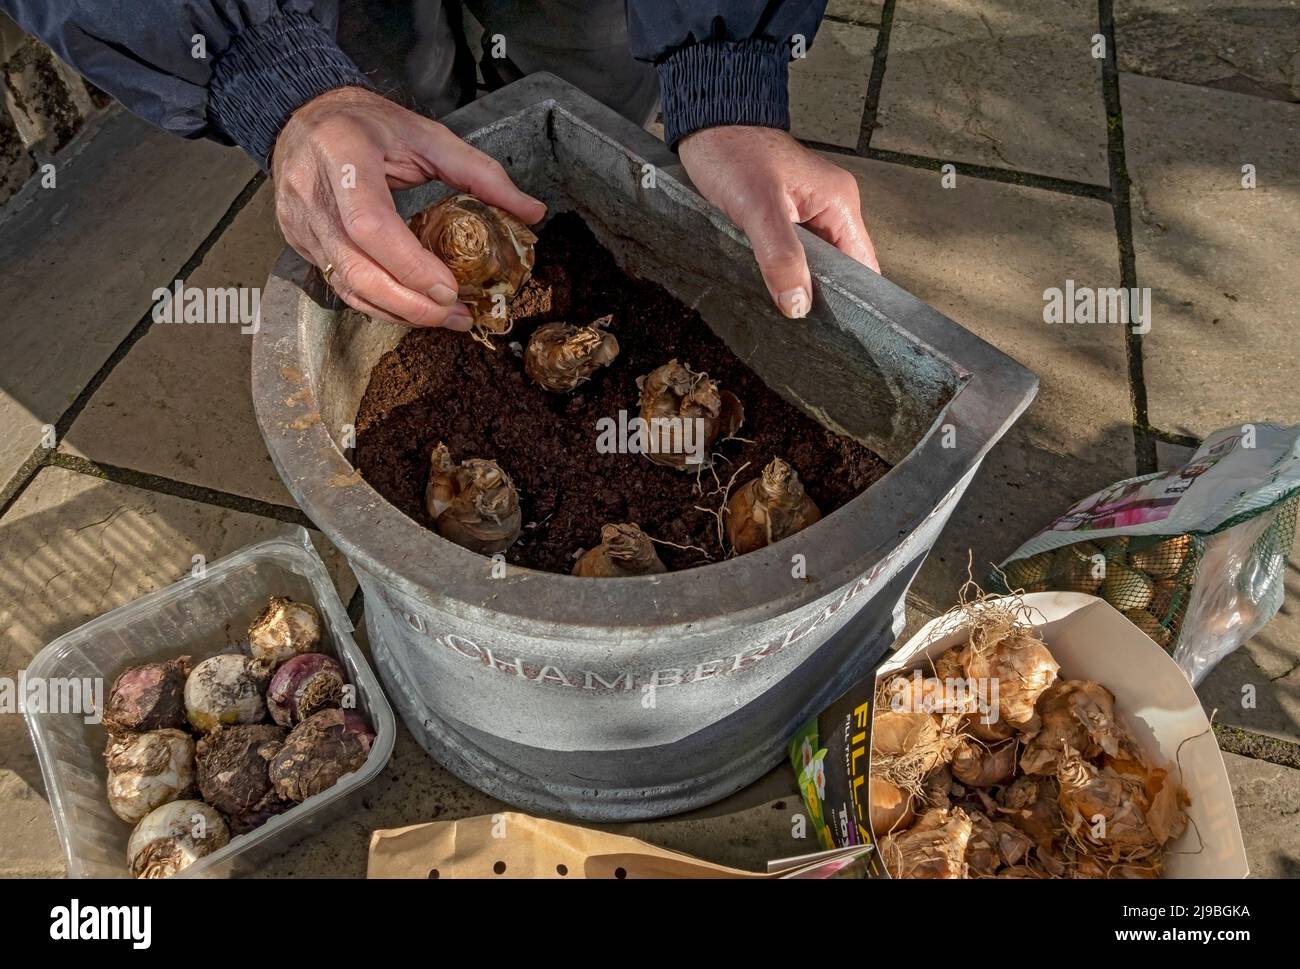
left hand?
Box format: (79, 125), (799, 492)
(678, 126), (880, 319)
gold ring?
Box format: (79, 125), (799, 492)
(322, 262), (335, 285)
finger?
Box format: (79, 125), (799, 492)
(413, 120), (547, 224)
(333, 290), (409, 327)
(327, 156), (464, 305)
(321, 232), (474, 329)
(737, 193), (814, 319)
(803, 193), (880, 274)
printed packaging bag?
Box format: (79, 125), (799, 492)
(990, 423), (1300, 684)
(789, 593), (1248, 878)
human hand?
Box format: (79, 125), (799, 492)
(271, 86), (546, 328)
(677, 126), (879, 319)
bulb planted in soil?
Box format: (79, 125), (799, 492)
(572, 523), (667, 577)
(636, 360), (743, 470)
(408, 194), (536, 342)
(424, 443), (522, 555)
(525, 315), (619, 392)
(725, 457), (821, 554)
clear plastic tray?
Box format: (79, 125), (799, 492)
(24, 529), (394, 878)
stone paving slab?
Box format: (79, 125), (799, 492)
(1116, 0), (1300, 102)
(873, 0), (1110, 183)
(1121, 74), (1300, 437)
(0, 109), (256, 492)
(790, 20), (877, 148)
(0, 466), (354, 876)
(830, 153), (1135, 599)
(62, 182), (294, 506)
(826, 0), (884, 24)
(1223, 752), (1300, 878)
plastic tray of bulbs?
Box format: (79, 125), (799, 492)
(410, 194), (823, 571)
(103, 597), (375, 878)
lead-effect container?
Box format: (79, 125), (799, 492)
(252, 74), (1038, 820)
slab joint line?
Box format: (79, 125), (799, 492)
(1098, 0), (1156, 474)
(856, 0), (898, 154)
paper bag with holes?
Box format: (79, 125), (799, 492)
(368, 812), (873, 879)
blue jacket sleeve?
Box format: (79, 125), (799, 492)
(627, 1), (827, 149)
(0, 0), (369, 168)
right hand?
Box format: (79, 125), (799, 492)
(271, 86), (546, 329)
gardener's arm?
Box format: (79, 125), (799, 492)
(0, 0), (542, 329)
(627, 0), (880, 318)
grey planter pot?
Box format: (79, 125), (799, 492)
(252, 74), (1037, 820)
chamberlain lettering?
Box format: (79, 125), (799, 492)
(396, 566), (883, 690)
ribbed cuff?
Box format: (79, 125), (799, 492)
(657, 39), (791, 150)
(209, 12), (372, 169)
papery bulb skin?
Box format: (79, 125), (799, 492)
(127, 800), (229, 879)
(184, 654), (271, 733)
(103, 657), (190, 735)
(525, 315), (619, 392)
(725, 457), (821, 554)
(573, 523), (667, 577)
(635, 359), (743, 470)
(247, 596), (322, 667)
(409, 194), (537, 342)
(196, 723), (286, 816)
(269, 709), (373, 803)
(105, 729), (196, 824)
(423, 443), (522, 555)
(267, 653), (347, 727)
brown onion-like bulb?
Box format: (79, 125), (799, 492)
(524, 315), (619, 392)
(184, 654), (271, 733)
(195, 723), (286, 817)
(267, 653), (347, 727)
(725, 457), (821, 554)
(248, 596), (322, 667)
(635, 360), (744, 470)
(269, 709), (374, 803)
(408, 193), (537, 342)
(105, 729), (196, 824)
(424, 443), (522, 555)
(103, 657), (191, 734)
(128, 800), (229, 879)
(572, 523), (667, 577)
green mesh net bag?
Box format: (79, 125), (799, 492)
(990, 424), (1300, 685)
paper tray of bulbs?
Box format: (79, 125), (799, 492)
(407, 194), (822, 569)
(102, 596), (376, 878)
(792, 588), (1247, 879)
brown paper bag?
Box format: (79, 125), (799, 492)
(368, 812), (770, 879)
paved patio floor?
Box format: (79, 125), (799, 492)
(1, 1), (1298, 877)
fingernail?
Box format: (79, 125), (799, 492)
(778, 287), (810, 319)
(430, 284), (458, 306)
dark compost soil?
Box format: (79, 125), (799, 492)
(353, 213), (890, 574)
